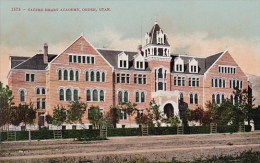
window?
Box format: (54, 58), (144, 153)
(93, 90), (98, 101)
(37, 98), (46, 109)
(190, 93), (198, 104)
(189, 77), (199, 87)
(25, 74), (35, 82)
(69, 55), (95, 64)
(141, 92), (145, 102)
(174, 76), (185, 86)
(212, 94), (215, 104)
(124, 91), (128, 103)
(230, 79), (243, 89)
(219, 65), (236, 74)
(86, 90), (91, 101)
(211, 78), (226, 88)
(179, 93), (184, 103)
(70, 70), (74, 81)
(58, 70), (62, 80)
(36, 87), (45, 95)
(20, 90), (25, 102)
(190, 94), (193, 104)
(100, 90), (104, 101)
(175, 64), (183, 72)
(102, 72), (105, 82)
(120, 110), (127, 120)
(75, 71), (79, 81)
(85, 71), (89, 81)
(117, 73), (130, 84)
(119, 60), (128, 68)
(74, 89), (79, 101)
(136, 61), (144, 69)
(135, 92), (139, 102)
(64, 70), (68, 80)
(59, 89), (64, 101)
(91, 71), (95, 81)
(216, 94), (220, 104)
(118, 91), (122, 104)
(66, 89), (72, 101)
(134, 74), (147, 84)
(96, 71), (100, 82)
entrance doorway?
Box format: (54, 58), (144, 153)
(164, 103), (174, 119)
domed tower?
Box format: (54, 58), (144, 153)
(143, 21), (171, 58)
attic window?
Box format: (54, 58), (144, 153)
(119, 60), (127, 68)
(189, 59), (198, 73)
(175, 64), (183, 72)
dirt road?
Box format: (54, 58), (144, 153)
(1, 132), (260, 162)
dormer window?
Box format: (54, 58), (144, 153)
(134, 53), (145, 70)
(174, 57), (184, 72)
(118, 52), (129, 69)
(156, 29), (165, 45)
(189, 58), (198, 73)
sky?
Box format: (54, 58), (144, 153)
(0, 0), (259, 85)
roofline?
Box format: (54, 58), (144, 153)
(97, 47), (137, 53)
(11, 55), (32, 70)
(204, 50), (226, 75)
(171, 54), (206, 59)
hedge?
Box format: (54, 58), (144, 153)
(0, 125), (252, 141)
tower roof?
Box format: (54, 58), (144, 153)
(147, 23), (170, 46)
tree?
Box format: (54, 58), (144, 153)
(67, 100), (87, 124)
(10, 103), (36, 127)
(148, 99), (163, 127)
(52, 105), (66, 126)
(188, 107), (204, 124)
(135, 109), (153, 126)
(104, 106), (120, 128)
(0, 82), (13, 127)
(164, 115), (181, 127)
(120, 102), (137, 127)
(88, 105), (103, 129)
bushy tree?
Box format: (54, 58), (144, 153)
(104, 106), (120, 128)
(148, 99), (163, 127)
(67, 100), (87, 124)
(135, 110), (153, 126)
(120, 102), (137, 126)
(0, 82), (13, 127)
(10, 103), (36, 127)
(164, 115), (181, 127)
(88, 105), (103, 129)
(52, 105), (66, 126)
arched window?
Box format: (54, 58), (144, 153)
(20, 90), (25, 102)
(93, 89), (98, 101)
(64, 70), (68, 80)
(59, 89), (64, 101)
(190, 93), (193, 104)
(141, 92), (145, 102)
(219, 79), (222, 88)
(58, 70), (62, 80)
(102, 72), (105, 82)
(86, 90), (91, 101)
(75, 71), (79, 81)
(42, 88), (45, 95)
(91, 71), (95, 81)
(221, 94), (225, 103)
(74, 89), (79, 101)
(216, 94), (220, 104)
(212, 94), (215, 103)
(194, 94), (198, 104)
(100, 90), (104, 101)
(118, 91), (122, 104)
(96, 71), (100, 82)
(158, 68), (163, 78)
(36, 88), (40, 94)
(66, 89), (72, 101)
(180, 93), (184, 103)
(215, 79), (218, 87)
(124, 91), (128, 103)
(135, 92), (139, 102)
(85, 71), (89, 81)
(70, 70), (74, 81)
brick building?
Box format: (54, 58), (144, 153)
(8, 22), (248, 129)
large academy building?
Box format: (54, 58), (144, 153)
(8, 21), (248, 129)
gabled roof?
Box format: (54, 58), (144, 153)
(97, 49), (150, 71)
(171, 52), (223, 74)
(13, 54), (57, 70)
(148, 23), (170, 46)
(10, 56), (30, 68)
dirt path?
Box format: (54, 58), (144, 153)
(1, 132), (260, 162)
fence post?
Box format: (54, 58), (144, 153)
(210, 123), (217, 134)
(29, 130), (31, 142)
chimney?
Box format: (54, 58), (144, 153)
(43, 43), (48, 64)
